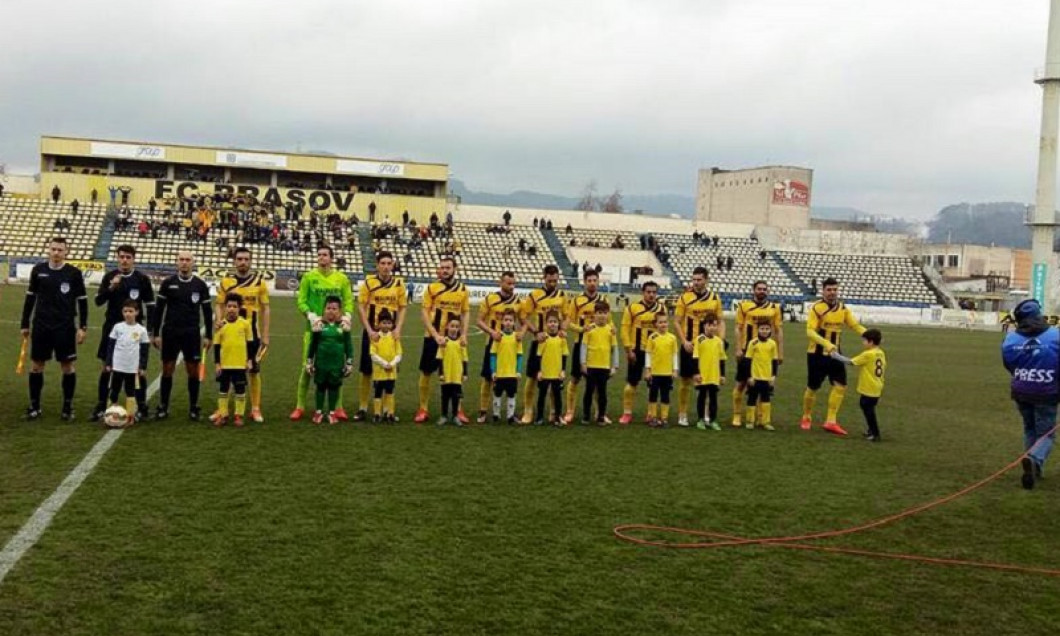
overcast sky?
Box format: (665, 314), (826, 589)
(0, 0), (1051, 218)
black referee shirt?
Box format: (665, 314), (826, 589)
(95, 269), (155, 326)
(22, 262), (88, 330)
(152, 274), (213, 337)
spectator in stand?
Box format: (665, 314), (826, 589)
(446, 210), (453, 227)
(120, 186), (131, 205)
(503, 209), (512, 226)
(70, 199), (79, 215)
(89, 189), (97, 204)
(546, 219), (554, 230)
(402, 210), (409, 226)
(717, 255), (724, 270)
(595, 263), (602, 274)
(566, 223), (573, 235)
(518, 238), (527, 253)
(713, 235), (720, 247)
(726, 256), (734, 271)
(149, 198), (157, 213)
(138, 220), (149, 237)
(51, 185), (61, 203)
(571, 261), (579, 278)
(452, 238), (462, 256)
(570, 238), (578, 247)
(759, 250), (767, 261)
(0, 182), (4, 197)
(533, 218), (539, 228)
(369, 201), (377, 223)
(528, 245), (538, 257)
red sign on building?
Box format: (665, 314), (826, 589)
(772, 179), (809, 207)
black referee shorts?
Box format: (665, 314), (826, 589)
(480, 340), (493, 380)
(418, 337), (440, 374)
(679, 348), (697, 379)
(570, 343), (584, 380)
(807, 352), (847, 390)
(32, 325), (77, 363)
(525, 341), (541, 380)
(161, 329), (203, 363)
(359, 330), (373, 375)
(96, 321), (117, 361)
(625, 350), (646, 386)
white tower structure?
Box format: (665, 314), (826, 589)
(1031, 0), (1060, 309)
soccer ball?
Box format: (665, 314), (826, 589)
(103, 405), (130, 428)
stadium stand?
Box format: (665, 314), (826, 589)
(773, 251), (936, 306)
(107, 207), (363, 272)
(650, 234), (805, 299)
(0, 197), (105, 260)
(371, 221), (553, 283)
(559, 226), (638, 250)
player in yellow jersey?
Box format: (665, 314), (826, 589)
(744, 322), (779, 431)
(675, 266), (725, 427)
(416, 257), (471, 423)
(619, 281), (667, 425)
(436, 317), (469, 426)
(520, 265), (569, 423)
(645, 312), (679, 427)
(475, 271), (521, 422)
(357, 251), (407, 422)
(692, 313), (727, 430)
(490, 308), (523, 424)
(534, 311), (569, 426)
(579, 300), (619, 425)
(801, 277), (868, 436)
(211, 294), (254, 428)
(368, 309), (402, 423)
(563, 269), (602, 423)
(215, 247), (270, 423)
(831, 329), (886, 442)
(732, 280), (784, 427)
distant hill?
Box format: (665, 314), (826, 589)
(450, 180), (696, 217)
(810, 206), (873, 222)
(926, 202), (1032, 248)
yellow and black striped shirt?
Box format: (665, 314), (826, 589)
(424, 280), (470, 333)
(621, 300), (666, 352)
(217, 272), (270, 339)
(806, 300), (866, 355)
(479, 291), (521, 333)
(521, 286), (568, 333)
(734, 299), (782, 351)
(358, 274), (407, 329)
(567, 292), (602, 344)
(675, 288), (723, 342)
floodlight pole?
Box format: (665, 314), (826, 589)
(1030, 0), (1060, 310)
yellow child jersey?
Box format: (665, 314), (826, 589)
(492, 331), (523, 379)
(358, 274), (408, 330)
(521, 286), (568, 333)
(735, 299), (783, 352)
(424, 280), (470, 336)
(746, 338), (779, 381)
(583, 323), (618, 369)
(369, 332), (402, 381)
(436, 338), (468, 384)
(567, 292), (603, 344)
(675, 288), (723, 343)
(806, 300), (866, 355)
(850, 348), (886, 398)
(646, 332), (679, 376)
(693, 334), (727, 385)
(537, 334), (570, 380)
(621, 300), (667, 352)
(217, 272), (270, 339)
(478, 290), (521, 352)
(214, 317), (253, 369)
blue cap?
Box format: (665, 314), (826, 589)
(1013, 298), (1043, 321)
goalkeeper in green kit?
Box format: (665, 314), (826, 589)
(290, 246), (354, 421)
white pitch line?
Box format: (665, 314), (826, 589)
(0, 372), (163, 586)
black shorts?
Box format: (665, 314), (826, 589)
(679, 348), (697, 378)
(736, 358), (752, 383)
(359, 331), (373, 375)
(807, 352), (847, 390)
(246, 339), (261, 373)
(625, 350), (646, 386)
(493, 377), (518, 397)
(373, 379), (396, 398)
(570, 343), (584, 379)
(525, 341), (541, 380)
(480, 342), (493, 380)
(96, 321), (117, 361)
(161, 329), (202, 363)
(31, 324), (77, 363)
(218, 369), (247, 393)
(418, 337), (440, 374)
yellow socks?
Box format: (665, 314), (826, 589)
(745, 405), (756, 426)
(802, 388), (816, 419)
(826, 385), (847, 422)
(418, 374), (431, 410)
(249, 373), (262, 410)
(647, 402), (658, 418)
(523, 379), (538, 418)
(360, 374), (372, 411)
(732, 387), (745, 419)
(384, 394), (395, 415)
(125, 396), (136, 418)
(234, 393), (246, 416)
(660, 404), (670, 420)
(373, 397), (382, 416)
(760, 402), (772, 426)
(565, 381), (578, 415)
(678, 379), (691, 417)
(622, 385), (635, 414)
(217, 394), (229, 417)
(479, 381), (492, 412)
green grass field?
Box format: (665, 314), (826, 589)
(1, 283), (1058, 635)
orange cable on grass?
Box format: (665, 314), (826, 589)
(615, 425), (1060, 577)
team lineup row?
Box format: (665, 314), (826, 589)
(18, 237), (887, 437)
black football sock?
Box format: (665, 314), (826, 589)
(188, 377), (200, 409)
(62, 373), (76, 408)
(96, 371), (110, 407)
(159, 376), (173, 409)
(29, 372), (44, 409)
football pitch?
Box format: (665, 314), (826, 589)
(0, 285), (1058, 634)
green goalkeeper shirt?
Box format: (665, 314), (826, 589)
(307, 322), (353, 374)
(297, 268), (353, 331)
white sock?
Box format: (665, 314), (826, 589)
(492, 396), (501, 417)
(507, 397), (517, 418)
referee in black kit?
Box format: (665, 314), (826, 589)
(90, 245), (155, 422)
(20, 237), (89, 420)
